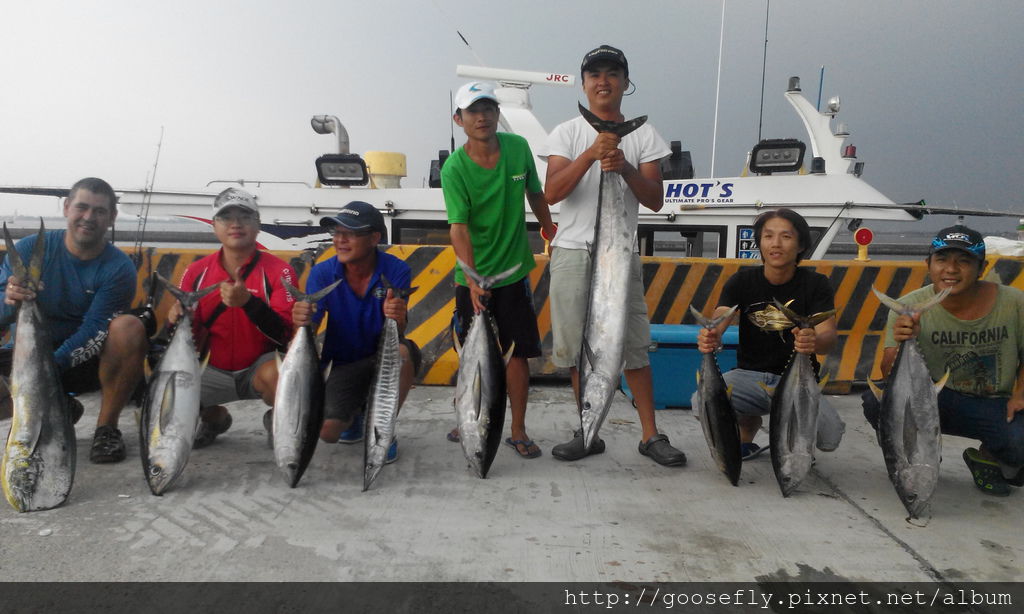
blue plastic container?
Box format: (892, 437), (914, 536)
(620, 324), (739, 409)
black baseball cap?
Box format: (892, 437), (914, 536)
(320, 200), (388, 243)
(929, 225), (985, 261)
(581, 44), (628, 75)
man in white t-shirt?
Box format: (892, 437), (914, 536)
(543, 44), (686, 466)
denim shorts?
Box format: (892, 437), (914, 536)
(692, 367), (846, 452)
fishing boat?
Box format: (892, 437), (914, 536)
(1, 65), (1021, 389)
(1, 65), (994, 253)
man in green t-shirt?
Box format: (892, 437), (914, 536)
(864, 225), (1024, 496)
(442, 80), (557, 459)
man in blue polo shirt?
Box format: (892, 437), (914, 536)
(291, 201), (420, 462)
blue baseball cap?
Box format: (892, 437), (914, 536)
(930, 225), (985, 261)
(320, 200), (388, 243)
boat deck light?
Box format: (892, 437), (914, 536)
(749, 138), (806, 174)
(316, 154), (368, 186)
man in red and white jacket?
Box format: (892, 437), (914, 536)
(167, 188), (294, 447)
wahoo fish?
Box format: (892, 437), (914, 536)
(452, 260), (517, 479)
(1, 221), (75, 512)
(576, 103), (647, 450)
(139, 275), (218, 495)
(274, 278), (342, 488)
(690, 306), (742, 486)
(869, 286), (950, 519)
(363, 276), (416, 491)
(765, 300), (835, 497)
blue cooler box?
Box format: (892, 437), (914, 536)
(620, 324), (739, 409)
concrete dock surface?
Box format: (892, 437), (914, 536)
(1, 384), (1020, 584)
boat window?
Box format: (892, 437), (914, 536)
(392, 220), (451, 245)
(392, 219), (552, 253)
(637, 225), (727, 258)
(733, 224), (827, 259)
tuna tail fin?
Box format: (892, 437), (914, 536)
(282, 277), (342, 304)
(456, 258), (520, 291)
(872, 286), (951, 317)
(689, 305), (738, 329)
(934, 370), (950, 394)
(158, 273), (219, 311)
(772, 299), (834, 329)
(577, 103), (648, 137)
(379, 275), (418, 300)
(27, 219), (46, 287)
(867, 378), (884, 402)
(2, 220), (46, 289)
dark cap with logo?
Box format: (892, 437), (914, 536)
(320, 200), (388, 243)
(581, 44), (628, 75)
(929, 224), (985, 261)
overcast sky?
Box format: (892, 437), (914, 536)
(2, 1), (1021, 231)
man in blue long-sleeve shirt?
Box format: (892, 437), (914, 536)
(0, 177), (148, 463)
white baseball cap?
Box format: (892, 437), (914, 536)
(212, 187), (259, 216)
(454, 81), (499, 111)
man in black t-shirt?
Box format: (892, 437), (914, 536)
(695, 209), (845, 459)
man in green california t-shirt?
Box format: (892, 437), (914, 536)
(442, 80), (557, 459)
(864, 225), (1024, 496)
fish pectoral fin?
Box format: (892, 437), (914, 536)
(867, 378), (884, 402)
(502, 342), (516, 365)
(581, 339), (597, 370)
(274, 351), (282, 369)
(199, 352), (211, 373)
(158, 377), (176, 433)
(322, 362), (333, 382)
(934, 370), (950, 393)
(757, 381), (775, 397)
(451, 327), (462, 355)
(471, 366), (482, 420)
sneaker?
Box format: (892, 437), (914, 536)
(551, 429), (605, 462)
(741, 442), (769, 461)
(638, 433), (687, 467)
(90, 425), (126, 463)
(68, 395), (84, 425)
(193, 409), (233, 449)
(338, 412), (364, 444)
(962, 448), (1010, 496)
(1007, 466), (1024, 488)
(385, 439), (398, 464)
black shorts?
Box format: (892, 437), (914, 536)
(323, 339), (421, 422)
(454, 277), (541, 359)
(0, 347), (100, 395)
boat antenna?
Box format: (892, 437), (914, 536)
(816, 65), (825, 111)
(710, 0), (727, 177)
(132, 126), (163, 272)
(450, 90), (456, 153)
(756, 0), (770, 142)
(430, 0), (486, 65)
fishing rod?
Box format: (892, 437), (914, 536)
(133, 127), (164, 274)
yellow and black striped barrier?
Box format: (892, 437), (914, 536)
(21, 246), (1024, 389)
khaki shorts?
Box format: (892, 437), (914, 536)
(201, 351), (277, 407)
(548, 247), (650, 370)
